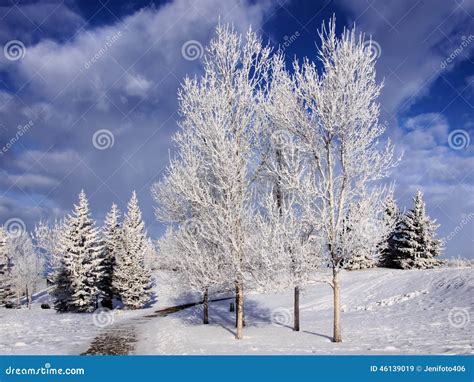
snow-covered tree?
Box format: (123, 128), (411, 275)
(378, 196), (402, 268)
(113, 192), (152, 309)
(144, 238), (159, 271)
(255, 56), (324, 330)
(342, 189), (396, 270)
(153, 116), (230, 324)
(158, 225), (225, 324)
(153, 24), (271, 339)
(292, 17), (398, 342)
(0, 226), (14, 305)
(9, 231), (44, 308)
(33, 219), (65, 281)
(100, 203), (121, 309)
(52, 190), (104, 312)
(392, 191), (443, 269)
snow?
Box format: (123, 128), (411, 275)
(134, 267), (472, 355)
(0, 287), (151, 355)
(0, 267), (472, 355)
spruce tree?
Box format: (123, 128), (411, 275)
(113, 191), (151, 309)
(52, 190), (104, 312)
(393, 191), (442, 269)
(378, 196), (401, 268)
(100, 203), (121, 309)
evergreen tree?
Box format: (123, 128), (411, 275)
(100, 203), (121, 309)
(0, 226), (14, 305)
(113, 191), (152, 309)
(378, 196), (401, 268)
(52, 190), (104, 312)
(392, 191), (443, 269)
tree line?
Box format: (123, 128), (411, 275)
(0, 191), (154, 312)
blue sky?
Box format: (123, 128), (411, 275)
(0, 0), (472, 258)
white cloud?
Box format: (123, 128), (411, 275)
(0, 0), (277, 235)
(337, 0), (474, 115)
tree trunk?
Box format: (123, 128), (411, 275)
(294, 286), (300, 331)
(28, 288), (33, 309)
(235, 282), (244, 339)
(332, 271), (342, 342)
(203, 287), (209, 324)
(235, 285), (238, 328)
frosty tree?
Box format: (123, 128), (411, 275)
(8, 231), (44, 308)
(113, 191), (152, 309)
(33, 219), (65, 282)
(153, 122), (228, 322)
(292, 18), (398, 342)
(392, 191), (442, 269)
(0, 226), (14, 305)
(153, 24), (271, 339)
(378, 196), (402, 268)
(100, 203), (121, 309)
(342, 189), (396, 270)
(159, 226), (225, 324)
(52, 190), (104, 312)
(256, 53), (323, 331)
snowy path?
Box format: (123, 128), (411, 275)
(83, 298), (233, 355)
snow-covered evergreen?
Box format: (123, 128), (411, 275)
(52, 190), (104, 312)
(392, 191), (443, 269)
(378, 196), (401, 268)
(100, 203), (121, 308)
(113, 192), (152, 309)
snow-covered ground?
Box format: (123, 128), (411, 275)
(0, 287), (151, 355)
(1, 267), (472, 355)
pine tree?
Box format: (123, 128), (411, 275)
(100, 203), (121, 309)
(113, 191), (152, 309)
(378, 196), (401, 268)
(392, 191), (443, 269)
(0, 226), (14, 305)
(52, 190), (104, 312)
